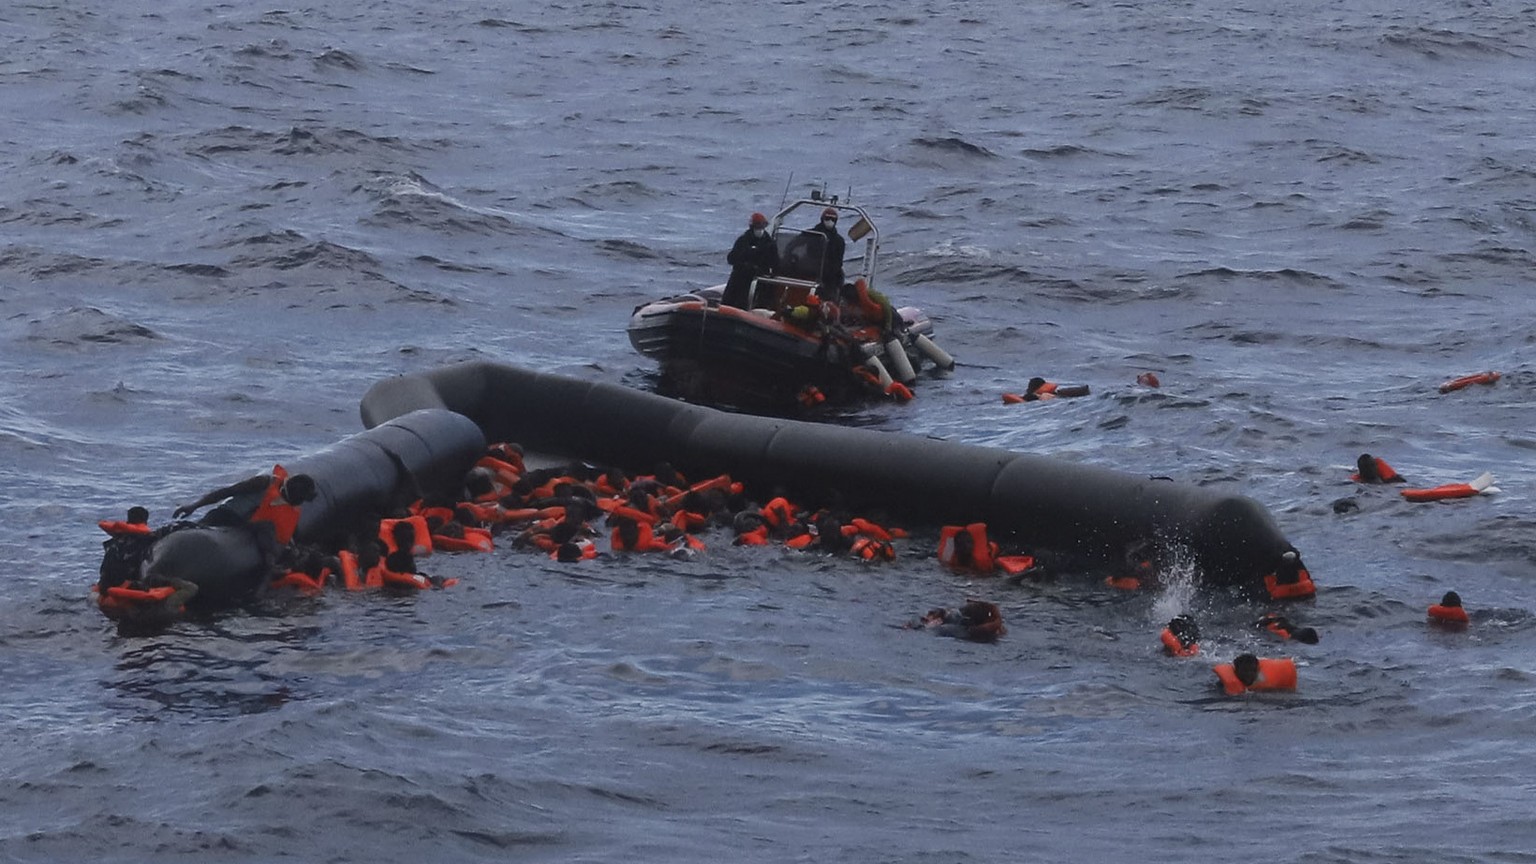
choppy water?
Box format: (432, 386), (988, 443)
(2, 1), (1533, 861)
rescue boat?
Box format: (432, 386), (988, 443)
(627, 189), (954, 408)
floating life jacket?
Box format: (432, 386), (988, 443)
(1256, 613), (1319, 644)
(996, 555), (1036, 576)
(1401, 472), (1497, 502)
(1136, 372), (1161, 388)
(1438, 370), (1500, 393)
(1213, 657), (1297, 695)
(1105, 574), (1142, 591)
(251, 464), (302, 545)
(938, 523), (997, 575)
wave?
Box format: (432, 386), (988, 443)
(21, 306), (159, 347)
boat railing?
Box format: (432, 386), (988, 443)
(747, 274), (819, 311)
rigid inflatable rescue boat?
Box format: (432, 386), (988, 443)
(360, 360), (1303, 591)
(627, 189), (954, 408)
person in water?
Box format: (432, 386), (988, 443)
(173, 465), (318, 567)
(809, 206), (846, 294)
(723, 211), (779, 309)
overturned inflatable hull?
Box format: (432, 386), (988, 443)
(100, 408), (486, 614)
(360, 361), (1298, 588)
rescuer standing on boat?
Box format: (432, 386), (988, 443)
(809, 206), (846, 294)
(723, 211), (779, 309)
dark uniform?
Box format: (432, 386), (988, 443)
(809, 207), (845, 294)
(723, 214), (779, 309)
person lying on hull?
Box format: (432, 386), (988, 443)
(173, 464), (318, 569)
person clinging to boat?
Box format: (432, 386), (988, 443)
(172, 464), (318, 571)
(723, 211), (779, 309)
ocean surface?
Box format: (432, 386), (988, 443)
(2, 0), (1533, 860)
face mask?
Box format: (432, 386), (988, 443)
(752, 227), (765, 238)
(823, 219), (836, 229)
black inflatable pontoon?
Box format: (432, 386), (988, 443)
(359, 361), (1300, 589)
(104, 409), (485, 613)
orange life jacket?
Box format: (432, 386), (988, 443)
(1213, 658), (1297, 695)
(1350, 457), (1402, 483)
(103, 584), (176, 604)
(476, 455), (523, 488)
(1106, 575), (1142, 591)
(1160, 627), (1199, 657)
(431, 526), (494, 553)
(1400, 483), (1480, 502)
(338, 549), (384, 591)
(380, 515), (432, 557)
(1438, 370), (1500, 393)
(610, 521), (673, 553)
(251, 464), (302, 545)
(608, 504), (660, 526)
(734, 525), (770, 546)
(938, 523), (997, 574)
(1265, 567), (1316, 601)
(98, 519), (152, 537)
(456, 500), (506, 524)
(1428, 604), (1469, 625)
(996, 555), (1036, 576)
(271, 570), (325, 596)
(851, 536), (895, 561)
(784, 531), (817, 550)
(760, 497), (797, 532)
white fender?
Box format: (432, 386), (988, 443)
(864, 356), (893, 389)
(884, 337), (918, 385)
(912, 333), (955, 373)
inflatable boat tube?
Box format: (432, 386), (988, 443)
(106, 408), (486, 612)
(360, 361), (1299, 589)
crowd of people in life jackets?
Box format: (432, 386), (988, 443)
(98, 360), (1498, 689)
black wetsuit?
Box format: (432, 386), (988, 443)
(723, 228), (779, 309)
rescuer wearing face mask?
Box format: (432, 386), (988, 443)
(723, 211), (780, 309)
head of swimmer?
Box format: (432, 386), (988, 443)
(281, 473), (318, 505)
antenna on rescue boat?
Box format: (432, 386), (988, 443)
(779, 173), (794, 211)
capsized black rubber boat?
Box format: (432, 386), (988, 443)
(360, 360), (1305, 591)
(627, 189), (956, 408)
(96, 409), (486, 619)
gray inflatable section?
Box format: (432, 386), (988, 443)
(128, 408), (486, 608)
(360, 362), (1298, 588)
